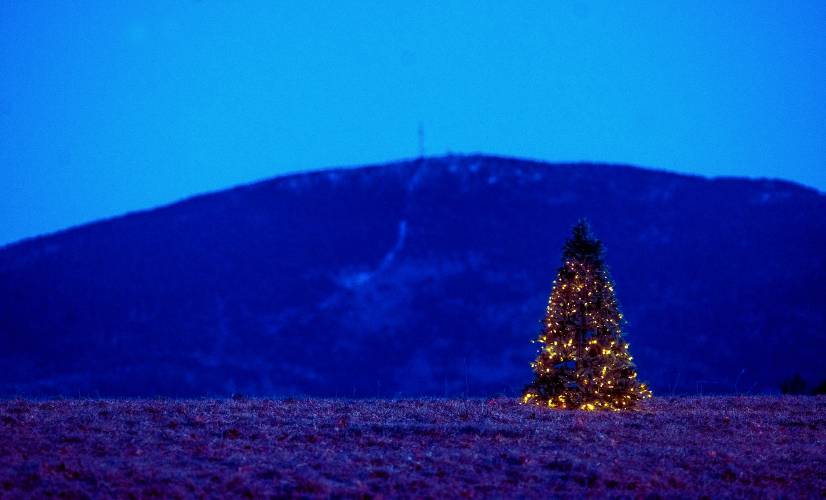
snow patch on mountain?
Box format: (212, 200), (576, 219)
(337, 220), (408, 289)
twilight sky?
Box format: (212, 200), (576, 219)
(1, 1), (825, 246)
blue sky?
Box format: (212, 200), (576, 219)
(2, 1), (825, 246)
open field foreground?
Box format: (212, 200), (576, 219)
(1, 396), (824, 498)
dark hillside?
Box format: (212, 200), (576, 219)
(1, 155), (824, 396)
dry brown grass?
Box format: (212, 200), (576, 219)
(1, 396), (824, 497)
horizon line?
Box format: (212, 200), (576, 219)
(3, 153), (822, 251)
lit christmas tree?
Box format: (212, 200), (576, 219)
(522, 220), (651, 410)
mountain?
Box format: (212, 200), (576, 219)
(2, 155), (825, 397)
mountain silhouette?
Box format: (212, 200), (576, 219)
(2, 155), (824, 397)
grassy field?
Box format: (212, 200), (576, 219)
(1, 396), (824, 497)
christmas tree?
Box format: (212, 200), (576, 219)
(522, 220), (651, 410)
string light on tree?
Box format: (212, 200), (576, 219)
(522, 219), (651, 411)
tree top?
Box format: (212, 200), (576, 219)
(562, 219), (604, 264)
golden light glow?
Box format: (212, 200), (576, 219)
(520, 223), (652, 411)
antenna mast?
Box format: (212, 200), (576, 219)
(417, 122), (425, 159)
